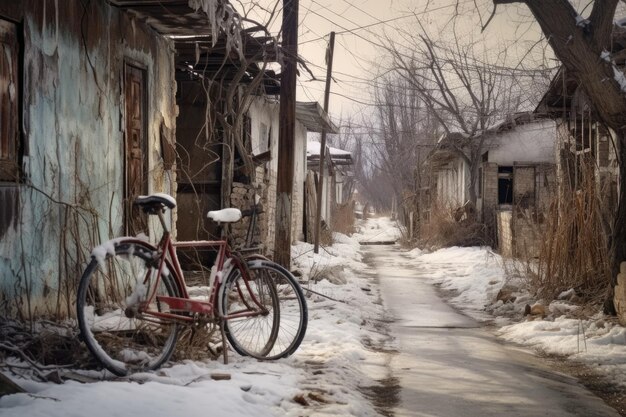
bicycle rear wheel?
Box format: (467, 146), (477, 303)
(220, 260), (307, 360)
(76, 240), (181, 376)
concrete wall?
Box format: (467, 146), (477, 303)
(481, 162), (499, 241)
(0, 0), (177, 317)
(486, 119), (557, 165)
(248, 97), (279, 254)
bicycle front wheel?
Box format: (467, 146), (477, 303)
(76, 240), (181, 376)
(220, 260), (307, 360)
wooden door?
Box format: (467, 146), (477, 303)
(124, 64), (148, 235)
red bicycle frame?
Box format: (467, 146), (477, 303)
(133, 210), (267, 324)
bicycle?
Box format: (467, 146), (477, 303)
(76, 193), (307, 376)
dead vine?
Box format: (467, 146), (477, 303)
(0, 318), (86, 382)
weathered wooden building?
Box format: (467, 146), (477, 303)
(0, 0), (264, 318)
(537, 67), (622, 321)
(425, 113), (557, 257)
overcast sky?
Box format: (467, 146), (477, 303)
(240, 1), (614, 125)
(293, 1), (548, 119)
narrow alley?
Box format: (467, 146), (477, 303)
(365, 244), (621, 417)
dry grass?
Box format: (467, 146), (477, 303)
(535, 159), (612, 303)
(331, 202), (357, 236)
(418, 201), (488, 249)
(174, 324), (222, 362)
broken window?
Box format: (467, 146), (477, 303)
(0, 19), (20, 182)
(498, 166), (513, 205)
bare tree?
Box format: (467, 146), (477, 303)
(351, 74), (441, 228)
(336, 117), (396, 212)
(382, 31), (525, 206)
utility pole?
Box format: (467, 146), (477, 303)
(313, 31), (335, 254)
(274, 0), (299, 268)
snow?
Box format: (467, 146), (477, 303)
(2, 217), (625, 415)
(306, 141), (351, 157)
(207, 208), (242, 223)
(187, 0), (243, 56)
(137, 193), (177, 208)
(90, 237), (132, 263)
(575, 14), (590, 28)
(597, 49), (626, 93)
(613, 65), (626, 93)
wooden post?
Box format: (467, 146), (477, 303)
(274, 0), (299, 268)
(313, 31), (336, 254)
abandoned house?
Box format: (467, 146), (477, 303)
(536, 67), (619, 214)
(479, 114), (557, 259)
(425, 113), (558, 258)
(0, 0), (278, 317)
(536, 66), (622, 320)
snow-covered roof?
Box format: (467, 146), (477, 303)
(307, 141), (351, 158)
(307, 141), (353, 173)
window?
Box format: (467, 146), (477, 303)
(498, 166), (513, 205)
(258, 122), (269, 153)
(0, 19), (19, 181)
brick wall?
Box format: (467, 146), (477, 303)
(511, 163), (556, 259)
(513, 166), (535, 208)
(229, 182), (266, 251)
(482, 162), (499, 243)
(512, 213), (542, 259)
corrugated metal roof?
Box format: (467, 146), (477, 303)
(295, 102), (339, 134)
(108, 1), (281, 93)
(108, 0), (216, 36)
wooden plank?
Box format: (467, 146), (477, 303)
(0, 373), (24, 396)
(304, 171), (317, 243)
(124, 64), (149, 236)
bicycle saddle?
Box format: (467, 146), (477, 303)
(207, 208), (242, 223)
(135, 193), (177, 214)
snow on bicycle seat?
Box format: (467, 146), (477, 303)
(207, 208), (242, 223)
(135, 193), (176, 213)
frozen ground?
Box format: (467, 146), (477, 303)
(1, 216), (624, 416)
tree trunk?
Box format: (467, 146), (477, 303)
(613, 134), (626, 281)
(499, 0), (626, 296)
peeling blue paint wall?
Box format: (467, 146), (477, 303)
(0, 0), (177, 318)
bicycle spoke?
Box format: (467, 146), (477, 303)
(221, 260), (307, 360)
(77, 242), (180, 376)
